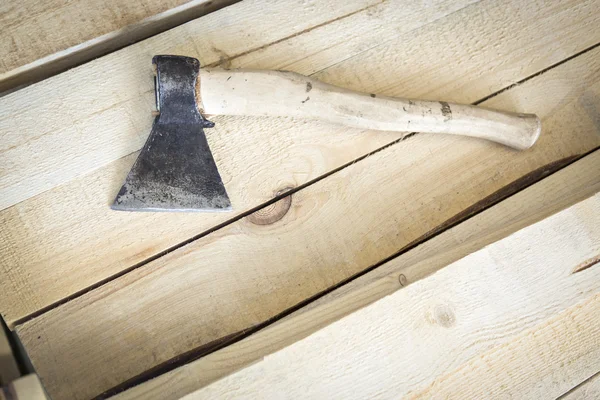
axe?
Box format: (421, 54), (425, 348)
(112, 55), (541, 212)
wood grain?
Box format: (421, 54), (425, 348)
(2, 0), (599, 326)
(111, 149), (600, 400)
(0, 0), (237, 94)
(185, 194), (600, 399)
(16, 44), (600, 400)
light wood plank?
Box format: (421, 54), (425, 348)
(17, 45), (600, 400)
(0, 0), (238, 94)
(186, 194), (600, 400)
(111, 149), (600, 400)
(2, 0), (599, 325)
(560, 372), (600, 400)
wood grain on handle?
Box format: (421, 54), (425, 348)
(199, 69), (541, 150)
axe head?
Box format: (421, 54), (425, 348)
(112, 55), (231, 212)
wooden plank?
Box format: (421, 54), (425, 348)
(0, 0), (238, 94)
(2, 0), (599, 326)
(111, 149), (600, 400)
(16, 43), (600, 400)
(560, 372), (600, 400)
(184, 194), (600, 399)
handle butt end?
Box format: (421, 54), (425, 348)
(495, 112), (541, 151)
(514, 114), (542, 150)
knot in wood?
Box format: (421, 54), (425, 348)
(246, 187), (294, 225)
(398, 274), (408, 286)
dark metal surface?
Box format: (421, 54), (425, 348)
(111, 55), (231, 212)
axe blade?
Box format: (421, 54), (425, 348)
(111, 55), (231, 212)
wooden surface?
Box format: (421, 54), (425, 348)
(200, 69), (541, 149)
(0, 0), (236, 94)
(1, 0), (388, 325)
(2, 0), (599, 326)
(113, 150), (600, 400)
(184, 194), (600, 399)
(1, 0), (599, 398)
(17, 38), (600, 400)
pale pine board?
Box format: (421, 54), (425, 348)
(187, 194), (600, 400)
(561, 372), (600, 400)
(16, 44), (600, 400)
(112, 150), (600, 400)
(2, 0), (599, 326)
(0, 0), (235, 94)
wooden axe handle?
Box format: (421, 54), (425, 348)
(198, 69), (540, 150)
